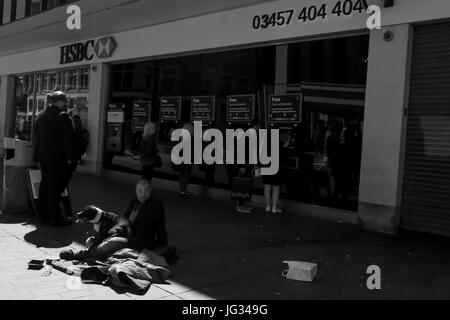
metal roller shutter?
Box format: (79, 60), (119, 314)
(402, 22), (450, 236)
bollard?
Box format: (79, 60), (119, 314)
(2, 138), (35, 214)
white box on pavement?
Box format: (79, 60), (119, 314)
(282, 260), (318, 282)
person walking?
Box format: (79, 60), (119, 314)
(333, 127), (353, 204)
(71, 113), (89, 172)
(178, 122), (194, 197)
(140, 122), (160, 183)
(33, 91), (75, 226)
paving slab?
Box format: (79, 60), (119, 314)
(0, 173), (450, 299)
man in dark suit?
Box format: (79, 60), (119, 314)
(124, 179), (168, 251)
(33, 91), (75, 226)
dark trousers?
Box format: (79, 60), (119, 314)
(61, 161), (77, 191)
(38, 162), (70, 223)
(142, 165), (154, 183)
(179, 164), (193, 192)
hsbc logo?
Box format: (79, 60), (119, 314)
(94, 37), (117, 58)
(60, 37), (117, 65)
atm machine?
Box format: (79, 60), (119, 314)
(158, 96), (182, 140)
(158, 96), (183, 171)
(191, 96), (216, 184)
(267, 93), (309, 199)
(225, 94), (257, 184)
(104, 104), (125, 167)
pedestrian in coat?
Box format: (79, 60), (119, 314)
(33, 91), (75, 226)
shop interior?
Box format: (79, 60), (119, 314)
(10, 34), (368, 212)
(104, 35), (368, 211)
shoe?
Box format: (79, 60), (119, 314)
(236, 206), (251, 214)
(59, 249), (75, 260)
(73, 249), (90, 261)
(272, 208), (283, 214)
(265, 206), (271, 213)
(179, 192), (193, 197)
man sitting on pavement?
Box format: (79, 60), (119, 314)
(124, 179), (168, 252)
(59, 179), (174, 263)
(59, 206), (131, 261)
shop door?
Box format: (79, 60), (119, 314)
(402, 22), (450, 236)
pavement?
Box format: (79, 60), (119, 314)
(0, 172), (450, 300)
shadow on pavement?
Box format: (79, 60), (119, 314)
(23, 221), (92, 249)
(0, 212), (36, 224)
(5, 172), (450, 299)
(24, 227), (73, 248)
(0, 210), (91, 249)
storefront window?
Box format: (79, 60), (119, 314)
(63, 70), (71, 91)
(49, 72), (57, 91)
(71, 70), (78, 91)
(160, 66), (179, 94)
(42, 74), (49, 93)
(203, 69), (216, 94)
(25, 0), (79, 17)
(284, 35), (368, 210)
(12, 67), (90, 143)
(105, 35), (368, 211)
(80, 69), (89, 91)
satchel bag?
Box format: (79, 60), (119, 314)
(230, 176), (253, 202)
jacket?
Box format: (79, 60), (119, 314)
(123, 195), (168, 251)
(33, 105), (75, 164)
(140, 134), (158, 166)
(90, 211), (131, 246)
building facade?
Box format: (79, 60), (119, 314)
(1, 0), (450, 236)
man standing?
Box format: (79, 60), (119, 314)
(124, 179), (168, 251)
(33, 91), (75, 226)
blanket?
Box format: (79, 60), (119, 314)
(50, 248), (171, 295)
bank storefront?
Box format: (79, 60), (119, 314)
(1, 0), (450, 236)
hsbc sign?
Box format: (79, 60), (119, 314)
(59, 37), (117, 65)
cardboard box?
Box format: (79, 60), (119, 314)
(282, 260), (318, 282)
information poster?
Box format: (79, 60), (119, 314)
(191, 96), (215, 122)
(226, 95), (255, 123)
(269, 94), (303, 124)
(107, 104), (125, 123)
(160, 97), (181, 121)
(132, 101), (152, 131)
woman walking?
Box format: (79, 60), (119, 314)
(262, 132), (290, 214)
(140, 122), (160, 183)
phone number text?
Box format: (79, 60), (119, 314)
(252, 0), (369, 30)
